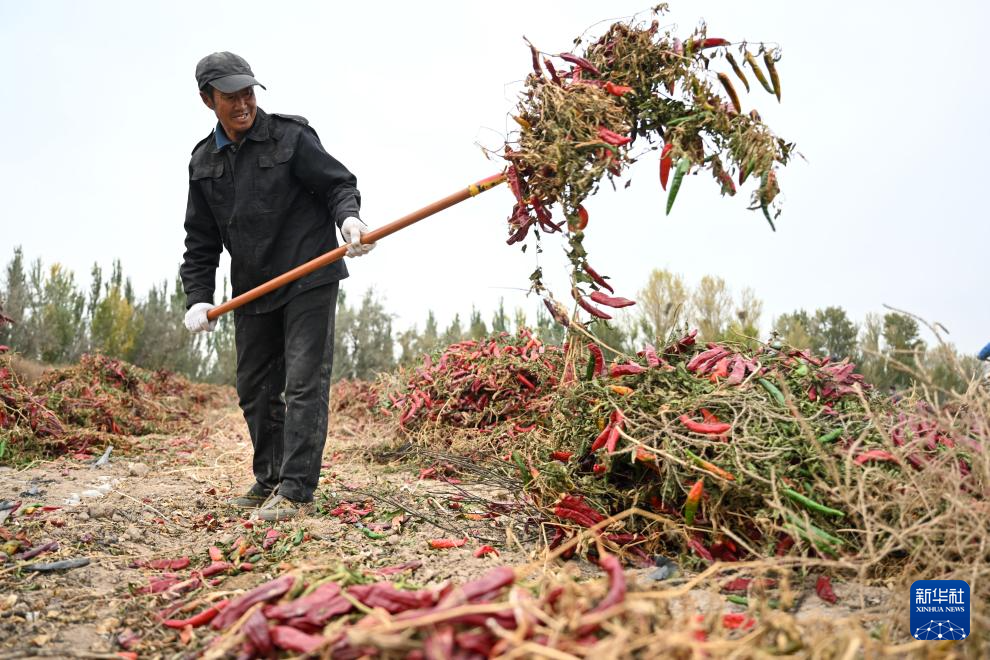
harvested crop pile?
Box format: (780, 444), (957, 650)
(383, 331), (985, 566)
(162, 556), (762, 657)
(500, 5), (795, 306)
(0, 350), (218, 461)
(379, 329), (564, 452)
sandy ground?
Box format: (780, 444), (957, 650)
(0, 394), (895, 658)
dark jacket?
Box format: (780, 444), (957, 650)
(180, 108), (360, 314)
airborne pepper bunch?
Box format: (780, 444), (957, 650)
(503, 5), (794, 318)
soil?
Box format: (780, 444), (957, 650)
(0, 391), (895, 658)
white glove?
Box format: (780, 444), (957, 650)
(340, 217), (376, 257)
(184, 302), (217, 333)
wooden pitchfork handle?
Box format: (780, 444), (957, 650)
(206, 171), (507, 321)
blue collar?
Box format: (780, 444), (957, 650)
(214, 122), (234, 150)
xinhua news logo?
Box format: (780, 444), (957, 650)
(910, 580), (970, 641)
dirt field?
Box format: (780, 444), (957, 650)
(0, 388), (923, 659)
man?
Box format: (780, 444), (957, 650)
(180, 52), (375, 521)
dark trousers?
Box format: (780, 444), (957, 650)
(233, 282), (338, 502)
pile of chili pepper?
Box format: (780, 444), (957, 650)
(0, 352), (220, 462)
(501, 7), (795, 312)
(378, 329), (564, 443)
(403, 329), (977, 568)
(175, 552), (683, 658)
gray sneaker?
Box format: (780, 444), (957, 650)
(228, 484), (273, 508)
(253, 494), (312, 522)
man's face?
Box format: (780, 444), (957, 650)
(201, 86), (257, 142)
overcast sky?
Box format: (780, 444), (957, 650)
(2, 1), (988, 353)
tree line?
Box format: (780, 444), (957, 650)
(0, 249), (978, 394)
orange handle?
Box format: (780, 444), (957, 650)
(206, 172), (506, 321)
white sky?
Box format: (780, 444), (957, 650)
(2, 1), (988, 353)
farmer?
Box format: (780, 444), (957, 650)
(179, 52), (375, 521)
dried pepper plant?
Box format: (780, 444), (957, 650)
(502, 4), (795, 321)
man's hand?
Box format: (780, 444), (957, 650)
(341, 217), (376, 257)
(184, 303), (217, 333)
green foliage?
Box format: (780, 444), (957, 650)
(332, 288), (395, 381)
(468, 306), (488, 341)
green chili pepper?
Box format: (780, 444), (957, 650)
(792, 362), (809, 377)
(357, 525), (386, 540)
(757, 378), (786, 406)
(665, 157), (690, 216)
(726, 595), (749, 606)
(784, 512), (844, 556)
(292, 529), (304, 546)
(584, 351), (597, 381)
(817, 429), (843, 444)
(667, 112), (706, 127)
(782, 488), (845, 518)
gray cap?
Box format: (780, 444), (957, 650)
(195, 51), (266, 93)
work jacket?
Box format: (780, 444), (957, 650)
(180, 108), (360, 314)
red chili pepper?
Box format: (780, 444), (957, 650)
(589, 291), (636, 308)
(551, 451), (573, 462)
(603, 81), (633, 96)
(610, 362), (646, 377)
(543, 297), (570, 327)
(163, 599), (230, 629)
(587, 343), (605, 377)
(516, 373), (537, 391)
(775, 534), (795, 556)
(604, 425), (621, 453)
(428, 538), (468, 549)
(591, 425), (611, 452)
(597, 126), (632, 146)
(543, 58), (561, 85)
(688, 37), (729, 50)
(722, 613), (756, 630)
(593, 463), (608, 475)
(684, 479), (704, 526)
(854, 449), (899, 466)
(575, 204), (589, 230)
(504, 161), (524, 204)
(815, 575), (838, 603)
(700, 408), (720, 424)
(474, 545), (499, 558)
(576, 553), (626, 635)
(559, 52), (601, 76)
(717, 170), (737, 196)
(642, 344), (661, 368)
(528, 43), (542, 77)
(554, 495), (606, 527)
(679, 415), (732, 435)
(201, 561), (231, 577)
(577, 296), (612, 319)
(270, 626), (324, 654)
(709, 356), (730, 381)
(659, 144), (673, 190)
(583, 263), (614, 293)
(147, 557), (190, 571)
(687, 536), (714, 562)
(212, 575), (296, 631)
(207, 546), (223, 562)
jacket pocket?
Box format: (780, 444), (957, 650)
(255, 147), (294, 209)
(191, 161), (230, 208)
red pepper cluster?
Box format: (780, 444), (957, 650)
(0, 352), (217, 460)
(179, 557), (635, 657)
(383, 330), (563, 433)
